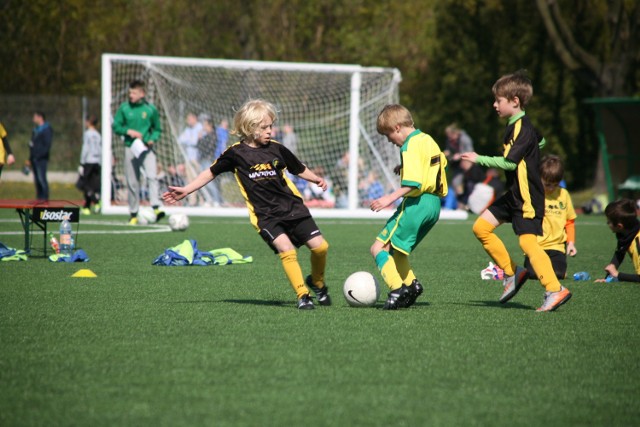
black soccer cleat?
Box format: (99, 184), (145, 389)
(297, 294), (315, 310)
(383, 285), (411, 310)
(305, 275), (332, 306)
(404, 279), (424, 308)
(154, 208), (166, 223)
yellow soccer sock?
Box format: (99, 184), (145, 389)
(472, 217), (516, 277)
(309, 239), (329, 288)
(375, 250), (404, 290)
(519, 234), (561, 292)
(392, 250), (416, 284)
(279, 250), (309, 299)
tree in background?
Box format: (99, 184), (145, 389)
(537, 0), (639, 97)
(0, 0), (637, 186)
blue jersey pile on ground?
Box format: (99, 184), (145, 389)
(152, 240), (253, 266)
(0, 242), (27, 262)
(49, 249), (90, 263)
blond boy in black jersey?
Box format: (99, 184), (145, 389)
(163, 100), (330, 310)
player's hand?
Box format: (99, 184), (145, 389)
(6, 154), (15, 166)
(163, 186), (187, 204)
(127, 129), (143, 139)
(604, 264), (618, 278)
(147, 140), (154, 147)
(370, 195), (393, 212)
(566, 242), (577, 257)
(460, 152), (478, 163)
(393, 164), (402, 175)
(315, 178), (328, 191)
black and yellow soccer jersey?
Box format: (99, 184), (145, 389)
(502, 112), (545, 219)
(612, 223), (640, 282)
(538, 187), (577, 252)
(210, 140), (310, 230)
(400, 130), (448, 198)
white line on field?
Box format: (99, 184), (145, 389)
(0, 219), (171, 235)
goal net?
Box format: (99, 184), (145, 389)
(101, 54), (467, 219)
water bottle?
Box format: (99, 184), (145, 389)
(573, 271), (591, 281)
(48, 232), (60, 254)
(59, 216), (73, 256)
(605, 274), (619, 283)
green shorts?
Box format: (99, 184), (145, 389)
(376, 193), (441, 255)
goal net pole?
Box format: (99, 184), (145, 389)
(347, 72), (361, 211)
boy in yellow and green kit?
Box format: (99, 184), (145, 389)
(370, 104), (447, 310)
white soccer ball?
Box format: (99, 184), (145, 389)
(137, 207), (156, 225)
(168, 213), (189, 231)
(343, 271), (380, 307)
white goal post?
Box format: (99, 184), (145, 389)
(101, 53), (467, 220)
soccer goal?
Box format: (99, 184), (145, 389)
(101, 54), (467, 219)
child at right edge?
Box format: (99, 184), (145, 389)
(461, 70), (572, 312)
(594, 199), (640, 283)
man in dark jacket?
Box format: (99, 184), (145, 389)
(30, 111), (53, 200)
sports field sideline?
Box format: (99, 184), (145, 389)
(1, 210), (638, 426)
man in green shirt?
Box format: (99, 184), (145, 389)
(113, 80), (165, 225)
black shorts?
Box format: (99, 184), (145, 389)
(524, 249), (567, 280)
(259, 216), (322, 253)
(488, 193), (543, 236)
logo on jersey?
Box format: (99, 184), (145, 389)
(546, 201), (565, 216)
(248, 163), (277, 179)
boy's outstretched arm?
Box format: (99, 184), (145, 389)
(461, 152), (517, 170)
(297, 167), (327, 191)
(163, 168), (215, 204)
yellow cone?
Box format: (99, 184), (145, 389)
(72, 269), (97, 278)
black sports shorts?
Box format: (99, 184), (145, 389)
(524, 249), (567, 280)
(259, 216), (322, 253)
(488, 192), (543, 236)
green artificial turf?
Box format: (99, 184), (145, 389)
(1, 210), (638, 426)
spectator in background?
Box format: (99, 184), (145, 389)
(197, 117), (223, 206)
(178, 112), (203, 167)
(282, 124), (298, 154)
(78, 115), (102, 215)
(216, 119), (229, 157)
(112, 79), (164, 225)
(29, 111), (53, 200)
(197, 116), (216, 167)
(0, 121), (15, 180)
(444, 123), (474, 198)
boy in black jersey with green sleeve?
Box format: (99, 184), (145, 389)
(462, 71), (572, 312)
(163, 100), (330, 310)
